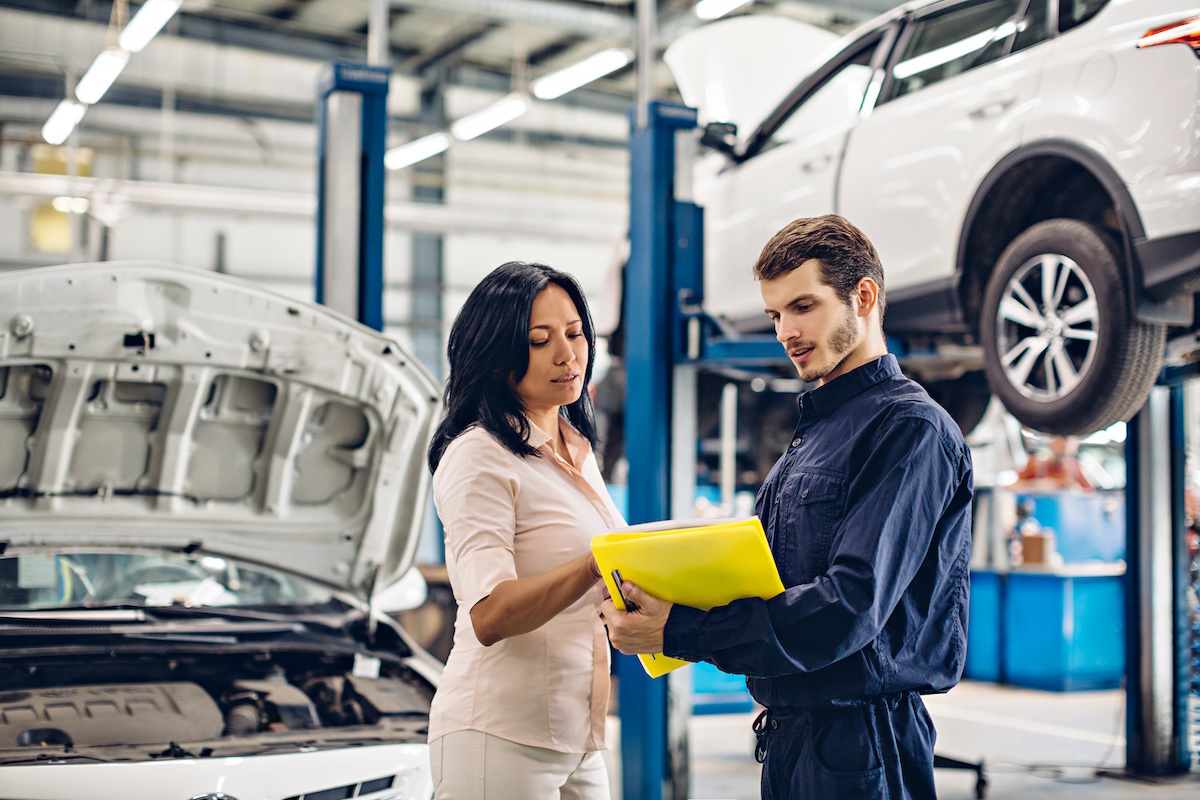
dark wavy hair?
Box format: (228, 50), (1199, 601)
(427, 261), (599, 473)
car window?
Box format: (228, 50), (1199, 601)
(1058, 0), (1110, 33)
(885, 0), (1026, 102)
(1013, 0), (1052, 53)
(764, 46), (875, 151)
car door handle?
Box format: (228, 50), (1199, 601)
(969, 93), (1016, 119)
(800, 154), (833, 172)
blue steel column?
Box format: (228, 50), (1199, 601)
(1124, 382), (1191, 776)
(622, 100), (698, 800)
(315, 62), (389, 330)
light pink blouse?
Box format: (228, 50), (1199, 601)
(428, 419), (624, 753)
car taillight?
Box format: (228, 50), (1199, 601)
(1138, 16), (1200, 54)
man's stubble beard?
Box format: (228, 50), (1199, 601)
(798, 301), (860, 383)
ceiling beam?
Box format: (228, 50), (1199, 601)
(401, 20), (499, 74)
(392, 0), (634, 38)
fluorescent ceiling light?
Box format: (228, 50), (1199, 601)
(385, 132), (451, 170)
(75, 48), (131, 105)
(531, 48), (633, 100)
(450, 93), (531, 141)
(52, 196), (91, 214)
(893, 21), (1017, 80)
(41, 100), (87, 145)
(695, 0), (753, 21)
(119, 0), (182, 53)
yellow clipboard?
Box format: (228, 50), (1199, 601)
(592, 516), (784, 678)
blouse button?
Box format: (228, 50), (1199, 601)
(791, 437), (802, 447)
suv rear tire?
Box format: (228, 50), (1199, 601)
(980, 218), (1165, 435)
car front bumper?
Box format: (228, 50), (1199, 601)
(0, 742), (433, 800)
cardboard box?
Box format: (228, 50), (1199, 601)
(1021, 531), (1056, 565)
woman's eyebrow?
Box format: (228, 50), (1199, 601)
(529, 319), (582, 331)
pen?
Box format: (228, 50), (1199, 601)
(611, 569), (638, 612)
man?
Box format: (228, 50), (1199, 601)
(602, 215), (973, 799)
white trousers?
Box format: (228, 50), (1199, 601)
(430, 730), (611, 800)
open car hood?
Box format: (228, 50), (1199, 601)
(0, 263), (441, 601)
(664, 15), (839, 139)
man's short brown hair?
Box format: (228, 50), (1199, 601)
(753, 214), (886, 320)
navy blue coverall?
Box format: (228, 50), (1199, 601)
(664, 355), (973, 799)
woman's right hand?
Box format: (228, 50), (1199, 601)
(470, 551), (604, 646)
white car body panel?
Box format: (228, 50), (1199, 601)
(843, 45), (1050, 292)
(0, 743), (433, 800)
(1025, 0), (1200, 240)
(0, 263), (441, 599)
(695, 54), (877, 321)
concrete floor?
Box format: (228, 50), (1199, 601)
(602, 680), (1199, 799)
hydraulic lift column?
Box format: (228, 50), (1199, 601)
(315, 62), (390, 330)
(622, 100), (701, 800)
(1124, 380), (1193, 776)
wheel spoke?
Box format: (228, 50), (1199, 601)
(1002, 335), (1049, 387)
(1041, 255), (1060, 310)
(1011, 280), (1040, 318)
(1062, 327), (1098, 342)
(1060, 297), (1098, 327)
(1051, 257), (1072, 310)
(1050, 346), (1081, 395)
(999, 296), (1044, 330)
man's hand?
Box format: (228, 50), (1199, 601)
(600, 582), (672, 655)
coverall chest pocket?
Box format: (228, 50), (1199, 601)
(776, 471), (844, 586)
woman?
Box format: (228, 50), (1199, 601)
(426, 261), (623, 799)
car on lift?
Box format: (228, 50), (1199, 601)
(0, 263), (442, 800)
(670, 0), (1200, 435)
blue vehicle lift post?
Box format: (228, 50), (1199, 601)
(622, 100), (702, 800)
(314, 61), (390, 331)
(1122, 373), (1195, 777)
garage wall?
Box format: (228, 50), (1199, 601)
(0, 106), (628, 363)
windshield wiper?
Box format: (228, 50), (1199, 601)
(0, 608), (147, 623)
(0, 752), (115, 766)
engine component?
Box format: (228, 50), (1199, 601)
(223, 702), (261, 736)
(0, 683), (222, 749)
(345, 676), (430, 722)
(230, 680), (319, 731)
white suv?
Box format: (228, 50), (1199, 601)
(0, 263), (442, 800)
(675, 0), (1200, 435)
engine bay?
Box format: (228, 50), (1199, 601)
(0, 649), (434, 763)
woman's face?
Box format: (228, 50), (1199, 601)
(513, 283), (589, 421)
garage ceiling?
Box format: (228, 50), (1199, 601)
(0, 0), (898, 137)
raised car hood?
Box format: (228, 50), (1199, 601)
(664, 15), (839, 138)
(0, 263), (441, 600)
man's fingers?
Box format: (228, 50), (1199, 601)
(623, 582), (656, 607)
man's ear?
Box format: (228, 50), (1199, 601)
(855, 278), (880, 319)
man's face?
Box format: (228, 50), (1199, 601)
(760, 258), (863, 385)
